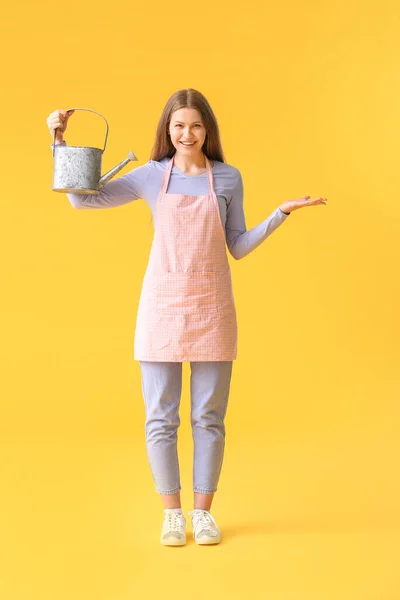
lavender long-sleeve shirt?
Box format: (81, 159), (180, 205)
(54, 141), (290, 260)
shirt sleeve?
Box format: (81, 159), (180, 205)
(50, 140), (151, 209)
(226, 169), (290, 260)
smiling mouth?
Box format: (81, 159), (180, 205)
(180, 141), (196, 145)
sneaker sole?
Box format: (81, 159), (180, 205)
(160, 536), (186, 546)
(194, 535), (221, 545)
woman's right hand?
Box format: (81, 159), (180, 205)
(46, 109), (75, 143)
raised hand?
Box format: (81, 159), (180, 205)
(279, 196), (327, 214)
(46, 109), (75, 143)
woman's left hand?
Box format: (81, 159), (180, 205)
(279, 196), (327, 214)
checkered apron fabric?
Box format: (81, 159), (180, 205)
(134, 155), (237, 362)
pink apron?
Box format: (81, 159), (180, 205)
(134, 155), (237, 362)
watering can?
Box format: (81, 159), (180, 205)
(52, 108), (138, 194)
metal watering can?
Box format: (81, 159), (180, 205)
(52, 108), (138, 194)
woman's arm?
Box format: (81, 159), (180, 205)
(51, 140), (151, 209)
(226, 170), (290, 260)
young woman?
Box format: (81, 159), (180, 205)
(47, 89), (327, 547)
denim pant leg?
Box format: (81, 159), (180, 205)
(139, 361), (182, 495)
(190, 361), (233, 494)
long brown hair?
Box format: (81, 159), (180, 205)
(149, 88), (226, 163)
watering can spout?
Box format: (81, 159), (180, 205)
(99, 150), (139, 188)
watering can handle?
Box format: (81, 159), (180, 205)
(52, 107), (109, 158)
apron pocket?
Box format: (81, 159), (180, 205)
(156, 272), (219, 314)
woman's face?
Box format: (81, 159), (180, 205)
(168, 107), (207, 156)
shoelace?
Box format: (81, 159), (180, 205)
(164, 510), (185, 532)
(188, 509), (219, 537)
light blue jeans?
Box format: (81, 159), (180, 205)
(139, 361), (233, 495)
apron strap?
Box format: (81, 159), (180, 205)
(160, 157), (174, 196)
(205, 156), (216, 197)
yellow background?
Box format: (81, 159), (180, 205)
(1, 0), (399, 598)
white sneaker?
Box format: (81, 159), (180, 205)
(188, 509), (221, 545)
(160, 509), (186, 546)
